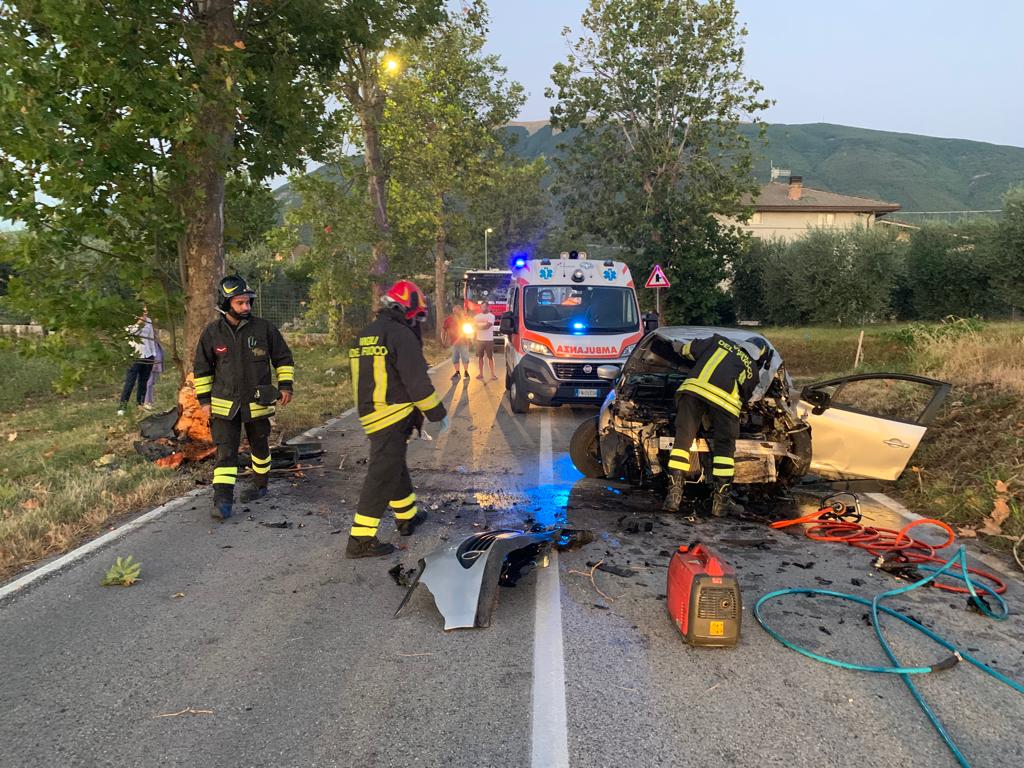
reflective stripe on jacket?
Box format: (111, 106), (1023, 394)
(675, 335), (757, 418)
(350, 309), (446, 435)
(193, 315), (294, 422)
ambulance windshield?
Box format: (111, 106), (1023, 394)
(523, 285), (639, 334)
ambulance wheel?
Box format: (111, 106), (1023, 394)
(509, 373), (530, 413)
(569, 417), (605, 478)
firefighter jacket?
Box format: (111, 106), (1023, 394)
(675, 335), (759, 418)
(350, 309), (446, 435)
(193, 315), (294, 422)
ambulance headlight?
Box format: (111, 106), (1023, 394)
(522, 339), (553, 356)
(621, 343), (636, 357)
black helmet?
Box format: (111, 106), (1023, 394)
(217, 275), (256, 313)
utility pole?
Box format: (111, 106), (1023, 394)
(484, 227), (493, 269)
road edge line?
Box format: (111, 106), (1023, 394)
(868, 492), (1022, 584)
(530, 409), (570, 768)
(0, 488), (206, 603)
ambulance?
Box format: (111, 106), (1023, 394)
(499, 251), (652, 413)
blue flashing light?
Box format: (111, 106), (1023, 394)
(571, 320), (587, 334)
(513, 256), (527, 269)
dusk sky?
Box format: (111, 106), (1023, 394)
(484, 0), (1023, 148)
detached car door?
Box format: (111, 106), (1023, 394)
(797, 373), (951, 481)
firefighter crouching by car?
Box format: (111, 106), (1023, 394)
(194, 275), (295, 520)
(346, 280), (450, 558)
(663, 334), (770, 517)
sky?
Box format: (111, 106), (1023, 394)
(484, 0), (1023, 148)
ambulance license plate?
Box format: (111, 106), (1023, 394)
(575, 388), (599, 398)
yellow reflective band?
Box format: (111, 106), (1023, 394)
(350, 526), (378, 537)
(363, 405), (413, 433)
(681, 341), (693, 359)
(372, 353), (387, 408)
(194, 375), (214, 394)
(413, 391), (441, 411)
(353, 513), (381, 527)
(713, 456), (735, 466)
(251, 454), (272, 466)
(668, 460), (691, 471)
(669, 448), (690, 458)
(712, 467), (735, 477)
(275, 365), (295, 382)
(678, 380), (741, 417)
(211, 397), (233, 407)
(350, 354), (360, 404)
(251, 463), (270, 475)
(194, 375), (213, 385)
(249, 402), (275, 418)
(213, 467), (238, 476)
(393, 505), (417, 521)
(697, 348), (729, 383)
(389, 492), (416, 509)
(360, 403), (414, 433)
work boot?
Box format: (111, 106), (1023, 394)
(396, 510), (428, 537)
(711, 481), (744, 518)
(345, 536), (396, 559)
(240, 481), (268, 503)
(662, 471), (685, 513)
(211, 500), (234, 520)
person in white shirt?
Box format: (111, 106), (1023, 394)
(473, 301), (497, 381)
(117, 308), (158, 416)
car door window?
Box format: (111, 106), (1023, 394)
(803, 374), (950, 426)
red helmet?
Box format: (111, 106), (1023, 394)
(382, 279), (429, 321)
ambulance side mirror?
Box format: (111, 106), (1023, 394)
(498, 312), (515, 335)
(644, 312), (660, 332)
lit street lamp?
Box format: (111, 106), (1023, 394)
(484, 227), (493, 269)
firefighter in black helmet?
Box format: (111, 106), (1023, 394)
(194, 275), (295, 519)
(346, 279), (449, 558)
(663, 334), (770, 517)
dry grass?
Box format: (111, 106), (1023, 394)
(915, 325), (1024, 396)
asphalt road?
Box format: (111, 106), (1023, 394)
(2, 353), (1022, 768)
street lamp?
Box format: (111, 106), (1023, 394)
(484, 227), (493, 269)
(382, 55), (402, 75)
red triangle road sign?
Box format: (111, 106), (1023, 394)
(645, 264), (671, 288)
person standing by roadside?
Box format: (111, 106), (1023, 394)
(143, 335), (164, 408)
(117, 307), (158, 416)
(448, 307), (472, 381)
(194, 275), (295, 520)
(473, 300), (497, 381)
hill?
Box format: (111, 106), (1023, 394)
(274, 121), (1024, 214)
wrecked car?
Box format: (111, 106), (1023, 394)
(569, 326), (950, 493)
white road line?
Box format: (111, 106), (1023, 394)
(531, 409), (570, 768)
(0, 488), (206, 602)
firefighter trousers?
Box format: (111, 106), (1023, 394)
(669, 393), (740, 483)
(351, 414), (418, 539)
(211, 414), (272, 502)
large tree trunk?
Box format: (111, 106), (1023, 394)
(177, 0), (237, 375)
(434, 220), (447, 343)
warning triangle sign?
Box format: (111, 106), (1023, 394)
(645, 264), (671, 288)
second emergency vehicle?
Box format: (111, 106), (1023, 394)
(499, 252), (646, 413)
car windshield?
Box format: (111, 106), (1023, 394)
(466, 275), (511, 303)
(523, 285), (639, 334)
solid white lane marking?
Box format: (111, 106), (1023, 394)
(0, 489), (205, 602)
(531, 408), (570, 768)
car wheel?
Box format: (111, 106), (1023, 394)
(569, 416), (605, 478)
(509, 374), (530, 414)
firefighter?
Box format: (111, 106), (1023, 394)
(194, 275), (295, 520)
(346, 279), (449, 558)
(663, 334), (770, 517)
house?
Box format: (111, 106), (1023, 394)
(735, 176), (901, 242)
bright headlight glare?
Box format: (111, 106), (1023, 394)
(522, 339), (552, 356)
(462, 323), (474, 335)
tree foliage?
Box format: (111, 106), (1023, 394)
(547, 0), (770, 321)
(992, 186), (1024, 310)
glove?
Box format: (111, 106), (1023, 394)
(437, 415), (451, 435)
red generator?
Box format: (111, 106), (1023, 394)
(667, 543), (742, 647)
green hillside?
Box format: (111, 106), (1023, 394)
(274, 121), (1024, 214)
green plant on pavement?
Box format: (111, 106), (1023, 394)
(101, 555), (142, 587)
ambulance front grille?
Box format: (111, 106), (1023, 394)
(697, 587), (738, 620)
(552, 363), (601, 380)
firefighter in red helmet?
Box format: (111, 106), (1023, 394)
(346, 280), (449, 558)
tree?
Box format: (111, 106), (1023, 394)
(992, 187), (1024, 312)
(0, 1), (442, 375)
(902, 221), (1000, 319)
(384, 3), (525, 338)
(330, 0), (447, 290)
(547, 0), (770, 321)
(224, 174), (279, 255)
(466, 157), (552, 263)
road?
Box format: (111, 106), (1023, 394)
(2, 353), (1022, 768)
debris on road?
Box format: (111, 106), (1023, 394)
(259, 521), (294, 530)
(586, 561), (634, 578)
(152, 706), (214, 719)
(388, 564), (419, 587)
(568, 560), (615, 602)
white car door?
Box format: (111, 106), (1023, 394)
(797, 374), (951, 481)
